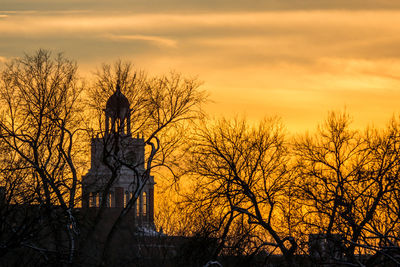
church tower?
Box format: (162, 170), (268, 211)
(82, 83), (155, 229)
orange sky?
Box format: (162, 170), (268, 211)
(1, 2), (400, 132)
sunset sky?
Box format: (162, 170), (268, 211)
(2, 0), (400, 132)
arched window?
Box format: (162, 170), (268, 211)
(124, 191), (129, 207)
(143, 192), (147, 216)
(136, 196), (140, 217)
(96, 193), (100, 207)
(89, 192), (93, 207)
(108, 192), (113, 207)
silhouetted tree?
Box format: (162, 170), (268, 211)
(183, 117), (298, 266)
(0, 49), (85, 264)
(293, 111), (400, 265)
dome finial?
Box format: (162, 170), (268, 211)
(116, 79), (121, 93)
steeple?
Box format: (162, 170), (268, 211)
(105, 82), (131, 135)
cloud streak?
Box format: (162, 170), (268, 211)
(1, 10), (399, 34)
(104, 34), (177, 47)
(3, 0), (400, 12)
(1, 8), (400, 131)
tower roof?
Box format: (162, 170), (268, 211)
(105, 83), (130, 119)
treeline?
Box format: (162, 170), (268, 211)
(167, 113), (400, 266)
(0, 49), (399, 267)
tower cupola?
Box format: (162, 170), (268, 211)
(105, 83), (131, 135)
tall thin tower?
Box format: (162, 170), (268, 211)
(82, 83), (155, 229)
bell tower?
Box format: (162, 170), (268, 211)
(82, 83), (155, 229)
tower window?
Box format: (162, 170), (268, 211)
(124, 191), (129, 207)
(89, 192), (94, 207)
(136, 196), (140, 217)
(143, 192), (147, 216)
(108, 192), (113, 207)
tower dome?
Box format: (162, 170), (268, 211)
(105, 83), (130, 119)
(105, 83), (131, 135)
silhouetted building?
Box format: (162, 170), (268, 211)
(82, 83), (155, 229)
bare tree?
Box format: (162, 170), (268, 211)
(182, 117), (298, 265)
(0, 49), (85, 264)
(293, 111), (400, 265)
(362, 118), (400, 266)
